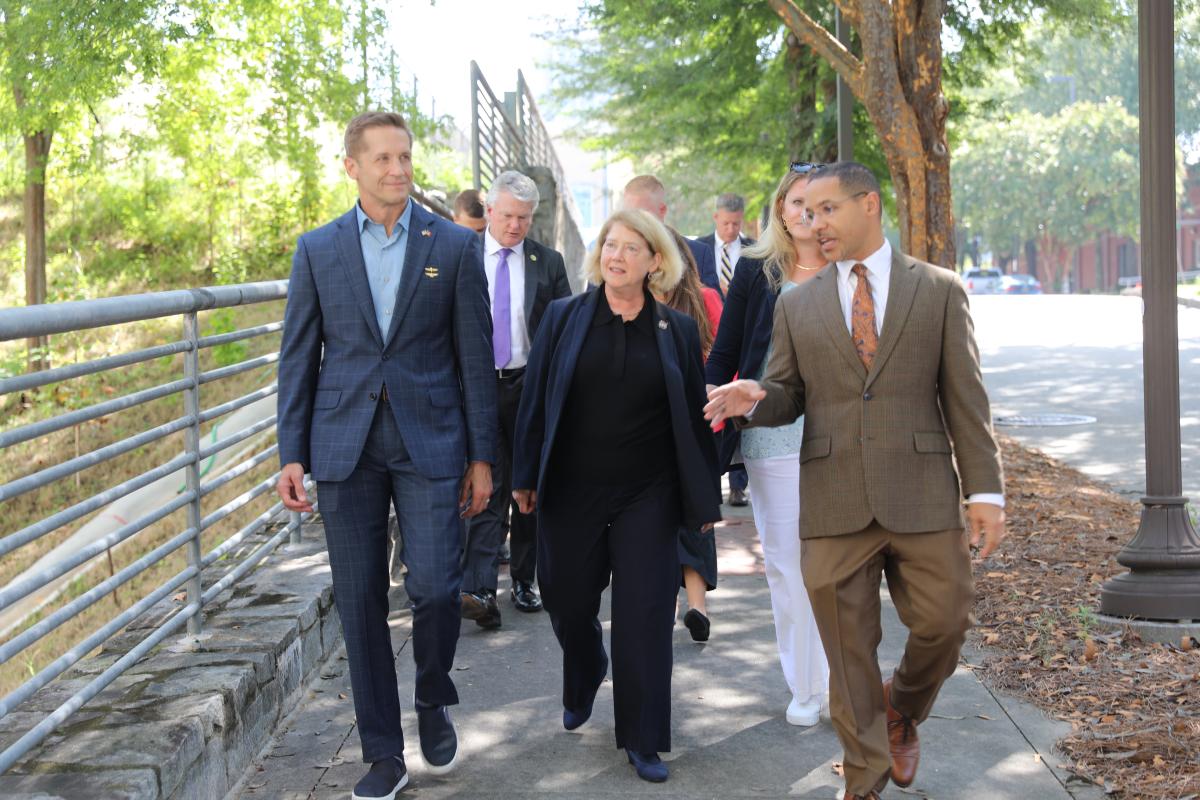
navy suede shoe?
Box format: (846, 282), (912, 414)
(417, 705), (459, 775)
(563, 697), (594, 731)
(352, 755), (408, 799)
(626, 749), (668, 782)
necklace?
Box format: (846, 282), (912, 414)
(793, 262), (824, 272)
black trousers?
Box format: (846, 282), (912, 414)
(463, 370), (537, 590)
(538, 475), (681, 753)
(318, 403), (464, 763)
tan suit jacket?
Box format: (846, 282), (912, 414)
(746, 251), (1003, 539)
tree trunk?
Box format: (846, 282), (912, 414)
(767, 0), (956, 266)
(24, 128), (53, 372)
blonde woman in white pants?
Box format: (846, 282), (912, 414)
(704, 163), (830, 724)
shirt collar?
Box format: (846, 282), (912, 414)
(356, 200), (413, 237)
(836, 238), (892, 283)
(484, 227), (525, 260)
(592, 287), (657, 333)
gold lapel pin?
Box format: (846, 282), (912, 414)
(530, 253), (538, 261)
(424, 266), (439, 278)
(658, 320), (668, 330)
(420, 229), (432, 237)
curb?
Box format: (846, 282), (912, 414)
(0, 523), (339, 799)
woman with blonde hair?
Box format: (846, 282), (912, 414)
(512, 209), (721, 783)
(704, 162), (830, 727)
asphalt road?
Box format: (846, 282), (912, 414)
(970, 294), (1200, 501)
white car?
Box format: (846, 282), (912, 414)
(963, 268), (1003, 294)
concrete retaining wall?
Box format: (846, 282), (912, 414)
(0, 525), (339, 799)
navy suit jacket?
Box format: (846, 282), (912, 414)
(704, 256), (780, 472)
(512, 288), (722, 531)
(683, 237), (721, 297)
(278, 202), (497, 481)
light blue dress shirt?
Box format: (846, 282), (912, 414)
(356, 201), (412, 340)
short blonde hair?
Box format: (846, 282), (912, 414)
(583, 209), (683, 296)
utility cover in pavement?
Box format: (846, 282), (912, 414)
(993, 413), (1097, 427)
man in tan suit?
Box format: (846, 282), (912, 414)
(705, 161), (1005, 800)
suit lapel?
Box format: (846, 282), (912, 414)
(384, 202), (435, 348)
(814, 268), (868, 380)
(523, 239), (540, 332)
(865, 253), (920, 389)
(334, 208), (384, 349)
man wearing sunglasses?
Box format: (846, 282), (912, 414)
(704, 161), (1005, 800)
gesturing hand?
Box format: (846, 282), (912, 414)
(460, 461), (493, 518)
(967, 502), (1007, 558)
(703, 380), (767, 429)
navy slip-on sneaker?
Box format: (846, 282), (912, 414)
(417, 705), (459, 775)
(352, 755), (408, 800)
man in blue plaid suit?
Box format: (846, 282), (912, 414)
(276, 112), (496, 800)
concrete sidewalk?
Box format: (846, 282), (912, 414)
(235, 503), (1093, 800)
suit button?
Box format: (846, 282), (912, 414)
(863, 392), (873, 401)
(369, 392), (378, 401)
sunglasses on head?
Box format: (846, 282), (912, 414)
(789, 161), (826, 175)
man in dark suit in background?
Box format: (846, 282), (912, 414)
(696, 191), (754, 505)
(276, 112), (496, 800)
(621, 175), (721, 295)
(461, 170), (572, 629)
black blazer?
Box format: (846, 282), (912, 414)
(479, 234), (573, 338)
(513, 287), (722, 531)
(704, 256), (782, 471)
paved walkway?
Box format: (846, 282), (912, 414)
(235, 500), (1093, 799)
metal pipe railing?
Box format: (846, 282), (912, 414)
(0, 279), (314, 775)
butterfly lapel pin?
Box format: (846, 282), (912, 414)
(424, 266), (439, 278)
(420, 229), (432, 237)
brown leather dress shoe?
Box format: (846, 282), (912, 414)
(882, 677), (919, 787)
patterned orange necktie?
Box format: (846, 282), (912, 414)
(851, 263), (878, 370)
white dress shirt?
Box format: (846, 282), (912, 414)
(483, 229), (529, 369)
(714, 234), (743, 277)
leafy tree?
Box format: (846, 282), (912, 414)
(547, 1), (876, 234)
(0, 2), (193, 368)
(953, 99), (1154, 291)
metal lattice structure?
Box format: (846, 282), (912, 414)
(0, 283), (315, 772)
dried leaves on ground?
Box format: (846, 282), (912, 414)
(972, 435), (1200, 799)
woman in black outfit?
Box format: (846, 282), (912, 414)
(512, 208), (721, 783)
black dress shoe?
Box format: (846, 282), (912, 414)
(462, 589), (501, 628)
(511, 580), (543, 612)
(683, 608), (710, 642)
(728, 487), (748, 506)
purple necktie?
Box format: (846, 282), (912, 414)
(493, 248), (512, 368)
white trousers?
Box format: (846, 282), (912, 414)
(744, 454), (829, 702)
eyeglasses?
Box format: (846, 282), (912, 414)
(805, 191), (869, 226)
(789, 161), (825, 175)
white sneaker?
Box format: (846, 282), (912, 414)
(786, 695), (820, 727)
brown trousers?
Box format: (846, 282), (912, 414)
(800, 522), (974, 796)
